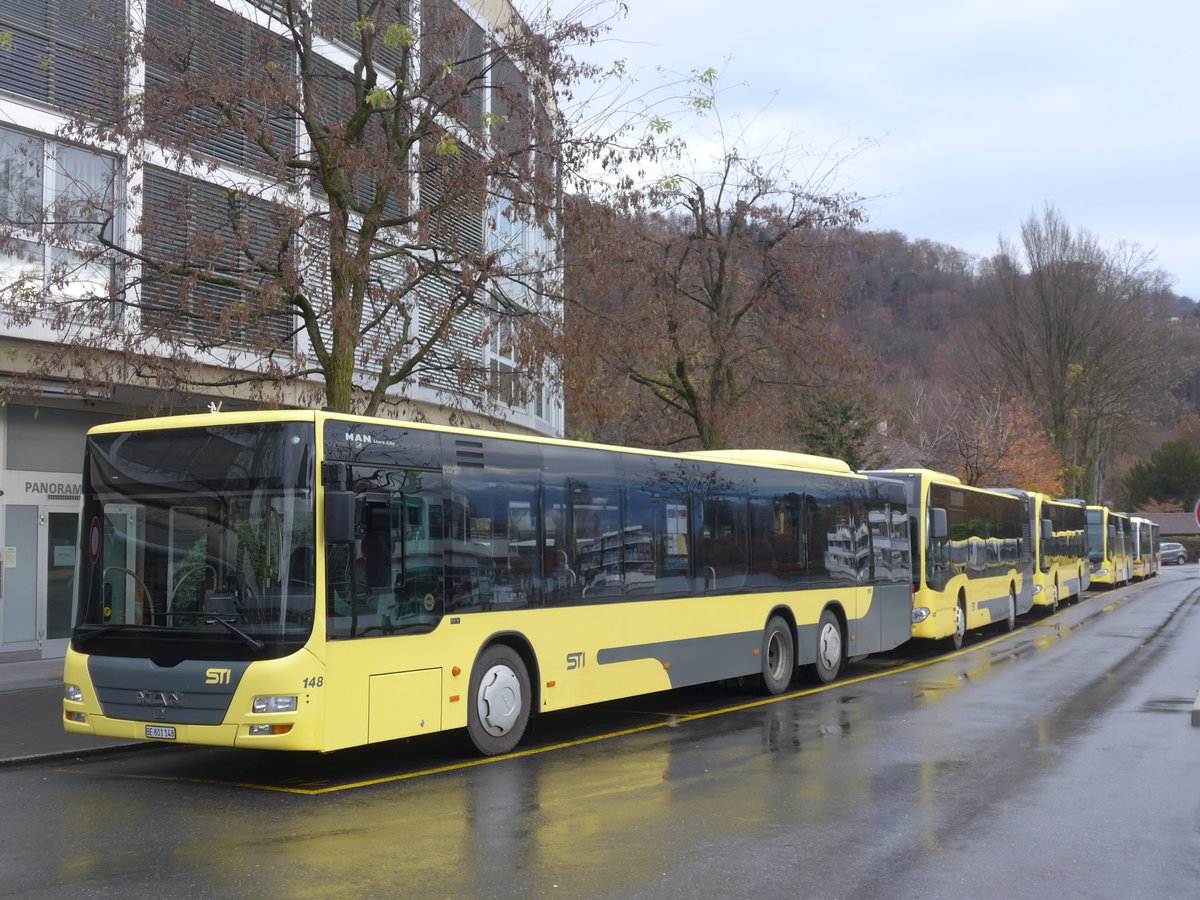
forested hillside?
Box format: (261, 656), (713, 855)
(563, 193), (1200, 506)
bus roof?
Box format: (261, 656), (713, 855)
(680, 449), (852, 474)
(867, 467), (963, 486)
(87, 410), (865, 479)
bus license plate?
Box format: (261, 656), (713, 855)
(145, 725), (176, 740)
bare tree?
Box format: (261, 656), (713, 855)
(0, 0), (659, 415)
(976, 205), (1181, 500)
(564, 143), (864, 451)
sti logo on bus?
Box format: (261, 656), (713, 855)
(566, 652), (585, 670)
(205, 668), (231, 685)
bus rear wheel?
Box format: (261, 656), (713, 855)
(758, 615), (795, 695)
(811, 608), (843, 684)
(467, 644), (531, 756)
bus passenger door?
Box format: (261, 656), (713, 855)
(102, 505), (142, 624)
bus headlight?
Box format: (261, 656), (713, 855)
(249, 724), (294, 736)
(1032, 585), (1043, 595)
(252, 696), (297, 714)
(912, 607), (931, 623)
(64, 684), (83, 703)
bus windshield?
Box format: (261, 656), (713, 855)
(1086, 510), (1105, 561)
(72, 421), (316, 661)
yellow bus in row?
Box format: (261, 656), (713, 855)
(1130, 516), (1160, 579)
(996, 491), (1089, 609)
(1086, 506), (1132, 587)
(63, 411), (915, 755)
(864, 469), (1033, 650)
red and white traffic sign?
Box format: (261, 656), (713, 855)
(88, 517), (102, 564)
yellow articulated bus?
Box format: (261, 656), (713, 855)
(1086, 506), (1131, 587)
(63, 411), (915, 756)
(996, 491), (1089, 609)
(864, 469), (1033, 650)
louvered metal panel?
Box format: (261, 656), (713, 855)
(144, 0), (296, 174)
(141, 167), (295, 351)
(0, 0), (120, 114)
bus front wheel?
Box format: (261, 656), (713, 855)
(945, 599), (966, 652)
(467, 644), (531, 756)
(758, 615), (795, 695)
(811, 608), (843, 684)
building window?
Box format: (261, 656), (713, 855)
(485, 185), (560, 424)
(0, 126), (119, 312)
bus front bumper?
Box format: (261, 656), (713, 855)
(63, 710), (322, 751)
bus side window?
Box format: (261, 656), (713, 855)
(749, 491), (803, 590)
(325, 543), (355, 637)
(360, 503), (391, 590)
(327, 470), (445, 638)
(390, 471), (443, 626)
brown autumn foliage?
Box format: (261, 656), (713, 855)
(840, 221), (1191, 502)
(562, 150), (868, 452)
(948, 393), (1064, 493)
(975, 204), (1182, 500)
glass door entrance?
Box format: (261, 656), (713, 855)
(45, 510), (79, 655)
(0, 505), (78, 658)
(1, 505), (38, 654)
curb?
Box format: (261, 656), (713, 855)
(0, 740), (157, 770)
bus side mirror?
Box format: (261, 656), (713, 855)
(325, 490), (355, 544)
(1042, 519), (1054, 542)
(930, 508), (948, 540)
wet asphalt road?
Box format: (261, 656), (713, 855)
(3, 569), (1199, 899)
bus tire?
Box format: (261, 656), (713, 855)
(758, 615), (795, 695)
(1003, 586), (1017, 633)
(811, 608), (843, 684)
(945, 597), (966, 652)
(467, 643), (531, 756)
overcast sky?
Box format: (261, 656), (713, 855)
(558, 0), (1200, 298)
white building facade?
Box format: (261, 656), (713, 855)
(0, 0), (564, 661)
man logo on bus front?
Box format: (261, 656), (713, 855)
(134, 691), (184, 707)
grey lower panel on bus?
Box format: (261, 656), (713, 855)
(597, 631), (763, 689)
(856, 583), (912, 654)
(978, 590), (1014, 622)
(1016, 579), (1035, 615)
(88, 656), (250, 726)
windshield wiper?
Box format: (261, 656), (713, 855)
(204, 615), (265, 651)
(74, 614), (265, 652)
(72, 625), (116, 647)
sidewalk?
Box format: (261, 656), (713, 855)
(0, 658), (143, 766)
